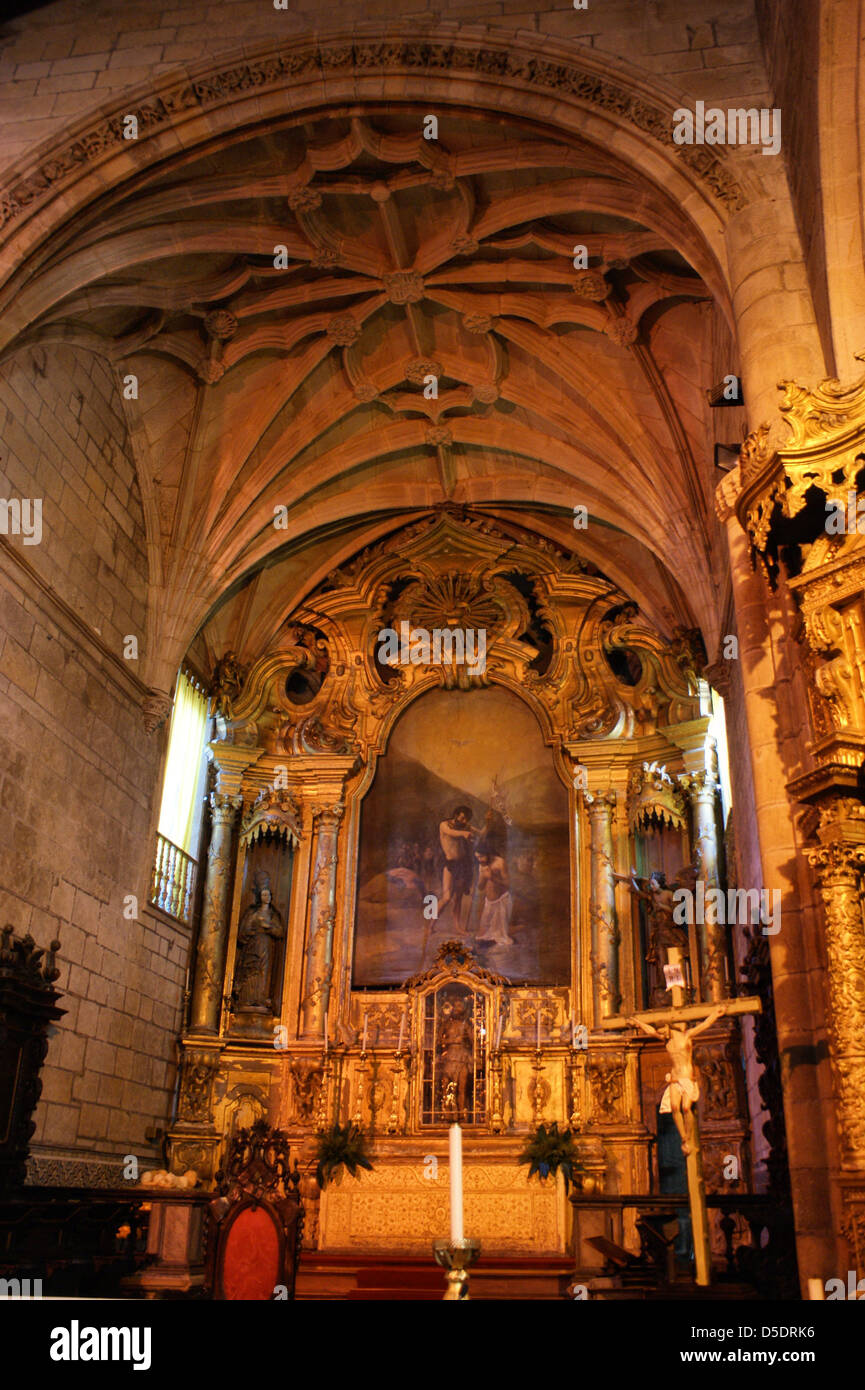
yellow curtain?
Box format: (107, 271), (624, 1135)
(157, 670), (209, 855)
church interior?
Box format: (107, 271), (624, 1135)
(1, 0), (864, 1310)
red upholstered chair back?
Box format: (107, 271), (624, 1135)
(204, 1121), (303, 1301)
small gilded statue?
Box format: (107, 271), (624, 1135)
(210, 649), (245, 719)
(233, 872), (285, 1013)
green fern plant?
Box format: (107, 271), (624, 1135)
(314, 1123), (374, 1188)
(518, 1122), (584, 1193)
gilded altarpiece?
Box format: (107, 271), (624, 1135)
(717, 359), (865, 1276)
(169, 512), (750, 1257)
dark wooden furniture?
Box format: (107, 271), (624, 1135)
(203, 1121), (303, 1300)
(0, 926), (64, 1192)
(0, 1187), (150, 1296)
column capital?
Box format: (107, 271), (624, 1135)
(806, 840), (865, 886)
(208, 742), (265, 796)
(681, 769), (719, 799)
(209, 791), (243, 825)
(142, 688), (173, 735)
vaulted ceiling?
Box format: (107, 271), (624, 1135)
(2, 101), (742, 690)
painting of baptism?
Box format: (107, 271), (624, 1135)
(353, 686), (571, 986)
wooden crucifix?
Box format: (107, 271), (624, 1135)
(599, 947), (761, 1287)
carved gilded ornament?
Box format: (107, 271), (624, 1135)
(177, 1049), (221, 1124)
(588, 1054), (625, 1121)
(206, 509), (699, 750)
(403, 940), (509, 993)
(805, 840), (865, 1168)
(319, 1160), (565, 1254)
(840, 1186), (865, 1276)
(720, 356), (865, 569)
(240, 787), (302, 847)
(627, 761), (687, 832)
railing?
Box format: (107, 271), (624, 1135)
(150, 833), (197, 925)
(569, 1191), (798, 1299)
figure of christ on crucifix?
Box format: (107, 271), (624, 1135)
(601, 947), (761, 1287)
(626, 1004), (725, 1154)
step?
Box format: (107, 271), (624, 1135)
(296, 1252), (574, 1301)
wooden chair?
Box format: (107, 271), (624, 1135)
(203, 1121), (303, 1300)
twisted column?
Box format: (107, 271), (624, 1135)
(189, 792), (242, 1034)
(685, 771), (726, 1002)
(806, 839), (865, 1172)
(300, 803), (344, 1038)
(586, 791), (620, 1022)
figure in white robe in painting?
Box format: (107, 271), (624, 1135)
(474, 809), (513, 947)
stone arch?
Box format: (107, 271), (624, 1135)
(0, 25), (751, 300)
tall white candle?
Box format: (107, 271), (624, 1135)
(397, 1011), (405, 1052)
(362, 1011), (368, 1052)
(449, 1123), (464, 1245)
(324, 1030), (329, 1055)
(807, 1277), (825, 1300)
(571, 1015), (575, 1049)
(536, 1004), (541, 1050)
(494, 1014), (503, 1051)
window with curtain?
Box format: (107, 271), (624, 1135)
(150, 669), (210, 922)
(158, 670), (210, 853)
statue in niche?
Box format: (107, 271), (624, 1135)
(616, 866), (694, 969)
(233, 872), (285, 1013)
(438, 995), (474, 1122)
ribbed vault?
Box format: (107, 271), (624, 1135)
(0, 32), (752, 693)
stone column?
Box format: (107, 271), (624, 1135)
(300, 803), (344, 1039)
(586, 791), (620, 1023)
(189, 792), (242, 1035)
(685, 771), (726, 1002)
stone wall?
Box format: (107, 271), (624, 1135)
(0, 343), (182, 1180)
(755, 0), (832, 372)
(0, 0), (770, 169)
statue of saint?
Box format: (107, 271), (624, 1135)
(617, 866), (692, 968)
(234, 873), (285, 1013)
(210, 649), (245, 718)
(626, 1004), (726, 1154)
(438, 996), (474, 1121)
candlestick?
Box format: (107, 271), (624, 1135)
(353, 1051), (367, 1127)
(362, 1011), (368, 1052)
(315, 1052), (331, 1133)
(489, 1050), (503, 1134)
(569, 1049), (584, 1130)
(449, 1123), (464, 1245)
(324, 1030), (329, 1055)
(433, 1238), (480, 1300)
(533, 1047), (545, 1126)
